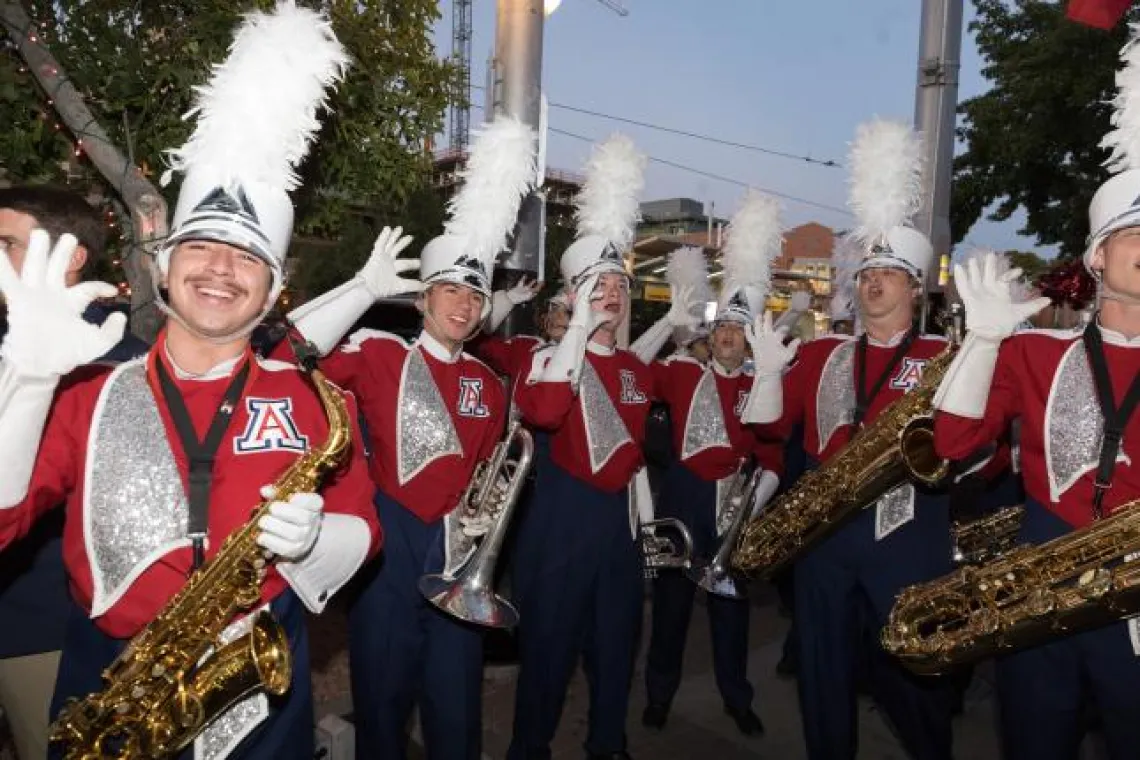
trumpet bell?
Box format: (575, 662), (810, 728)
(418, 574), (520, 629)
(685, 559), (747, 600)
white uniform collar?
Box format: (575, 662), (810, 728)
(711, 359), (743, 378)
(1096, 318), (1140, 347)
(587, 340), (615, 356)
(416, 329), (462, 363)
(163, 344), (242, 382)
(865, 327), (912, 348)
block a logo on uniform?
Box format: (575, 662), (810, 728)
(889, 358), (928, 392)
(735, 390), (749, 418)
(457, 377), (490, 418)
(234, 397), (309, 454)
(619, 369), (647, 404)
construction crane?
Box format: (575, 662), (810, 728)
(447, 0), (627, 151)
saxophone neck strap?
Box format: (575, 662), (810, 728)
(1082, 322), (1140, 520)
(156, 357), (252, 569)
(853, 327), (917, 432)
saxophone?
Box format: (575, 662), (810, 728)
(731, 341), (957, 577)
(50, 366), (352, 759)
(883, 501), (1140, 675)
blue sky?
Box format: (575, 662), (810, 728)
(432, 0), (1053, 258)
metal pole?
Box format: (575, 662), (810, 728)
(913, 0), (964, 324)
(492, 0), (545, 337)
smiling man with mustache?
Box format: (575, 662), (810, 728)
(0, 5), (382, 760)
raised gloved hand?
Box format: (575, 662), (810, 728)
(569, 273), (614, 334)
(256, 486), (323, 560)
(357, 226), (421, 299)
(0, 230), (125, 380)
(505, 276), (542, 306)
(747, 311), (799, 376)
(666, 285), (703, 329)
(955, 253), (1050, 342)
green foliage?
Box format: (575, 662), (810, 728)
(2, 0), (461, 286)
(952, 0), (1139, 258)
(1006, 249), (1049, 282)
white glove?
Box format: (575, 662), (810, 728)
(932, 253), (1050, 419)
(955, 253), (1050, 341)
(0, 231), (124, 380)
(666, 285), (703, 329)
(459, 512), (494, 537)
(358, 226), (421, 299)
(505, 276), (542, 306)
(773, 290), (811, 332)
(747, 311), (799, 377)
(539, 273), (608, 384)
(488, 276), (543, 331)
(256, 486), (323, 560)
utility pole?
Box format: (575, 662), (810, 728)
(913, 0), (964, 311)
(490, 0), (546, 337)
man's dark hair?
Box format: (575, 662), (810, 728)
(0, 185), (107, 263)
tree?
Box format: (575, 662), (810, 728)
(1, 0), (461, 331)
(952, 0), (1139, 258)
(1006, 249), (1050, 282)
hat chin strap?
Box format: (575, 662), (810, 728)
(1099, 283), (1140, 307)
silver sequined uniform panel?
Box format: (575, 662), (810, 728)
(816, 341), (856, 452)
(579, 361), (634, 474)
(85, 361), (189, 617)
(1045, 342), (1129, 502)
(193, 610), (270, 760)
(398, 348), (464, 485)
(681, 370), (730, 461)
(874, 483), (915, 541)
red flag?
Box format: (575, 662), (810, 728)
(1066, 0), (1133, 29)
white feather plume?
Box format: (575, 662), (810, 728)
(667, 246), (713, 305)
(1103, 24), (1140, 173)
(848, 118), (925, 245)
(574, 134), (647, 249)
(830, 231), (862, 319)
(721, 190), (783, 298)
(164, 1), (349, 191)
(444, 116), (537, 267)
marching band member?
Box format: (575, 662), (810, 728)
(932, 28), (1140, 760)
(636, 195), (784, 737)
(0, 6), (381, 759)
(0, 185), (149, 760)
(743, 120), (956, 760)
(508, 134), (650, 760)
(288, 116), (537, 759)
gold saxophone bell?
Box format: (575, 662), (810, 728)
(419, 421), (535, 629)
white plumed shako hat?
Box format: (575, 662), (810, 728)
(560, 134), (647, 287)
(847, 118), (933, 282)
(159, 0), (348, 322)
(1085, 26), (1140, 273)
(713, 190), (782, 326)
(420, 116), (537, 318)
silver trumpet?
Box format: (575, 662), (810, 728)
(641, 518), (695, 579)
(419, 420), (535, 629)
(687, 465), (780, 599)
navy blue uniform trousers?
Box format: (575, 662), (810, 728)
(795, 477), (956, 760)
(995, 498), (1140, 760)
(49, 590), (312, 760)
(349, 490), (484, 760)
(644, 460), (753, 712)
(508, 457), (643, 759)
